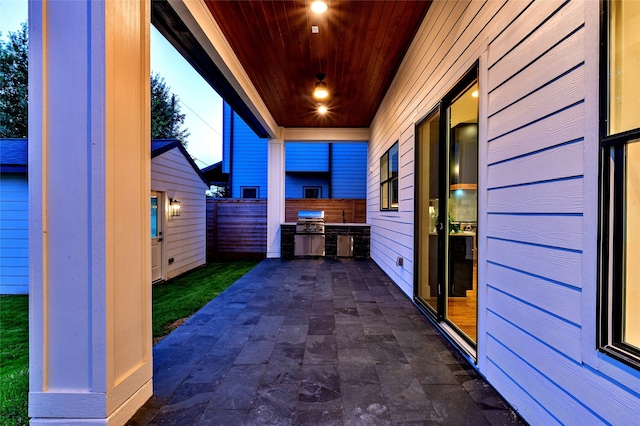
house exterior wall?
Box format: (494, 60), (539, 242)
(0, 173), (28, 294)
(222, 102), (232, 174)
(151, 148), (208, 280)
(284, 142), (367, 199)
(286, 142), (329, 171)
(223, 102), (269, 198)
(368, 0), (639, 424)
(331, 143), (367, 198)
(285, 175), (329, 199)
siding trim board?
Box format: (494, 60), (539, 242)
(367, 0), (640, 423)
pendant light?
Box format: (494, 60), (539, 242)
(313, 73), (329, 99)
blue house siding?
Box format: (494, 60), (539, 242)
(231, 118), (267, 198)
(285, 174), (329, 199)
(331, 143), (367, 198)
(222, 103), (232, 174)
(0, 173), (29, 294)
(223, 102), (268, 198)
(285, 142), (329, 172)
(283, 142), (366, 199)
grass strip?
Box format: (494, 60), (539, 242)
(0, 295), (29, 425)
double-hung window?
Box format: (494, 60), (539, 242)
(380, 142), (399, 211)
(600, 0), (640, 367)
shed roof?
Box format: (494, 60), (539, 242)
(0, 138), (28, 173)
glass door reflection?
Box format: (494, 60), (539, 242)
(416, 77), (478, 345)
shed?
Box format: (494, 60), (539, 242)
(0, 138), (28, 294)
(151, 139), (209, 282)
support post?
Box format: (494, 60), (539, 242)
(28, 0), (152, 423)
(267, 138), (285, 258)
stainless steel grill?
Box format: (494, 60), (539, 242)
(295, 210), (325, 234)
(295, 210), (325, 256)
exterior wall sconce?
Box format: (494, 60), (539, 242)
(313, 73), (329, 99)
(169, 198), (181, 217)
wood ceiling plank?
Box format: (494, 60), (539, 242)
(204, 0), (432, 128)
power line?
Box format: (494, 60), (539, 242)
(190, 155), (210, 168)
(178, 99), (222, 137)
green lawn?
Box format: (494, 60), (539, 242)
(0, 295), (29, 425)
(0, 260), (258, 425)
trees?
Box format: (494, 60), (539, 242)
(0, 22), (190, 144)
(0, 23), (28, 138)
(151, 73), (190, 146)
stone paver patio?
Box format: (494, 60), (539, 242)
(128, 258), (525, 425)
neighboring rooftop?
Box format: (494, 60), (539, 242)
(200, 161), (228, 187)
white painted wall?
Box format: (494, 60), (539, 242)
(0, 173), (28, 294)
(368, 0), (640, 424)
(151, 148), (208, 279)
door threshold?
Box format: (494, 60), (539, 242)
(440, 321), (477, 362)
(413, 299), (477, 364)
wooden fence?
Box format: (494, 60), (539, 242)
(285, 199), (366, 223)
(206, 198), (366, 261)
(206, 198), (267, 261)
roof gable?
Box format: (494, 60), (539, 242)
(151, 139), (209, 186)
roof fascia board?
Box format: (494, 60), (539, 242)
(166, 0), (281, 139)
(283, 127), (370, 142)
(0, 166), (28, 174)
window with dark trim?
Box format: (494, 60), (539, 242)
(599, 0), (640, 369)
(241, 186), (258, 199)
(380, 142), (399, 211)
(304, 186), (322, 198)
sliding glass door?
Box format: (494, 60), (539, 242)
(415, 65), (479, 345)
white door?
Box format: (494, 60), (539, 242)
(151, 192), (163, 282)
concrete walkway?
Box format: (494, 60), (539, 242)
(128, 259), (524, 425)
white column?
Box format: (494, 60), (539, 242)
(267, 138), (285, 258)
(28, 1), (152, 424)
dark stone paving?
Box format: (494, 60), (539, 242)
(128, 259), (525, 425)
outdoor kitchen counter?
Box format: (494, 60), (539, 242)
(281, 223), (371, 259)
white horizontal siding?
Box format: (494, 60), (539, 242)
(368, 0), (640, 423)
(0, 174), (29, 294)
(488, 312), (640, 424)
(151, 148), (207, 280)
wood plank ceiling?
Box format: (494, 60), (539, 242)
(204, 0), (432, 128)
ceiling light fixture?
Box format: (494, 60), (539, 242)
(311, 1), (328, 14)
(471, 90), (479, 98)
(313, 73), (328, 99)
(318, 104), (328, 114)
